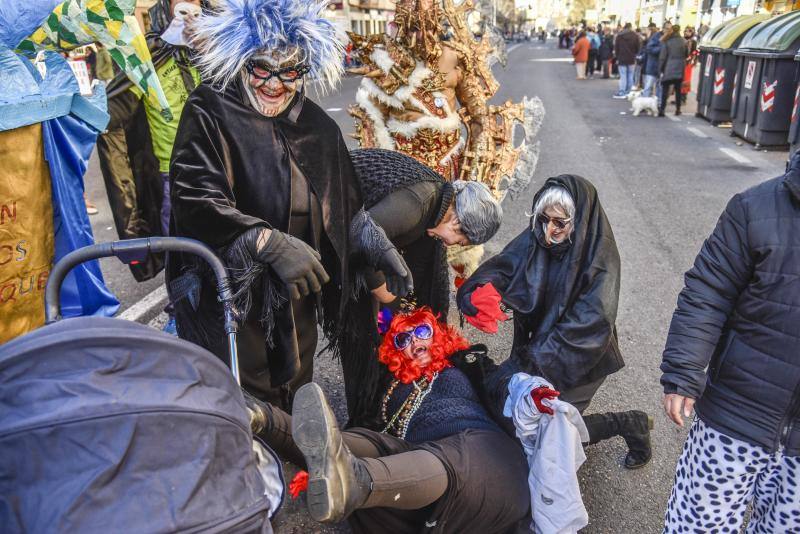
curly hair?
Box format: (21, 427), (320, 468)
(378, 307), (470, 384)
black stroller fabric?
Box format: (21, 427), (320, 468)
(0, 317), (282, 533)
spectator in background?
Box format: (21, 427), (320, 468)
(641, 22), (662, 98)
(572, 30), (590, 80)
(661, 152), (800, 533)
(94, 43), (115, 82)
(586, 27), (600, 78)
(599, 28), (614, 79)
(613, 23), (641, 98)
(658, 24), (687, 116)
(681, 26), (699, 104)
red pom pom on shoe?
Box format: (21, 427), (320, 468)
(289, 470), (309, 499)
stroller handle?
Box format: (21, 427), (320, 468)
(44, 237), (242, 385)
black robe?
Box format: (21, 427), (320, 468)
(457, 175), (625, 413)
(167, 82), (377, 422)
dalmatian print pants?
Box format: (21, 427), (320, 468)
(664, 417), (800, 533)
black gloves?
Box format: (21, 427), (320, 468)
(350, 210), (414, 297)
(242, 227), (330, 300)
(456, 280), (480, 316)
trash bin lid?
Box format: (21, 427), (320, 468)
(699, 19), (735, 48)
(699, 14), (771, 51)
(735, 11), (800, 58)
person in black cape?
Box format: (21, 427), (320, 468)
(457, 174), (654, 469)
(349, 148), (503, 317)
(166, 0), (411, 423)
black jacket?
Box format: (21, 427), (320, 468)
(661, 153), (800, 456)
(659, 34), (687, 81)
(458, 175), (624, 411)
(614, 29), (641, 65)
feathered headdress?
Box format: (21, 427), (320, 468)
(192, 0), (343, 92)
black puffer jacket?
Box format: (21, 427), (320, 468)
(661, 152), (800, 456)
(658, 33), (687, 81)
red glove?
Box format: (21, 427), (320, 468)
(289, 470), (309, 499)
(464, 283), (508, 334)
(531, 386), (560, 415)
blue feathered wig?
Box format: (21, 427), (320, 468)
(192, 0), (344, 93)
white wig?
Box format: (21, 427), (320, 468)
(192, 0), (344, 92)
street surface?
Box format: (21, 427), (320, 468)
(84, 40), (788, 533)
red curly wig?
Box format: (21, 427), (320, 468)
(378, 307), (471, 384)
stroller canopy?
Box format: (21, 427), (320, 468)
(0, 316), (282, 533)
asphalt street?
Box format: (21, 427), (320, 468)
(84, 40), (788, 533)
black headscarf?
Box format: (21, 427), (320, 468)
(457, 175), (624, 391)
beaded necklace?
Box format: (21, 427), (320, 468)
(381, 372), (439, 439)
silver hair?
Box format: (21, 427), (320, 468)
(531, 186), (575, 241)
(452, 180), (503, 245)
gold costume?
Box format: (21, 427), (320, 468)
(348, 0), (543, 199)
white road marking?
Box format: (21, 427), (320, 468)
(118, 285), (168, 322)
(719, 147), (752, 165)
(666, 114), (681, 122)
(326, 107), (342, 112)
(507, 44), (522, 54)
(529, 58), (573, 62)
(687, 127), (708, 138)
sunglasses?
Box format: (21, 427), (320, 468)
(393, 323), (434, 350)
(245, 61), (311, 86)
(537, 213), (572, 230)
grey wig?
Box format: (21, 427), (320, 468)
(453, 180), (503, 245)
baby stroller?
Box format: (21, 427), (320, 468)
(0, 238), (284, 533)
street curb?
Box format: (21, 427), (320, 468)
(118, 285), (168, 322)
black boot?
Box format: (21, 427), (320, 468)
(292, 383), (372, 523)
(583, 410), (653, 469)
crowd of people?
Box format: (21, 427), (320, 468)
(567, 21), (700, 116)
(21, 0), (798, 532)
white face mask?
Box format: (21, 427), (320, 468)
(161, 2), (201, 47)
(241, 47), (306, 118)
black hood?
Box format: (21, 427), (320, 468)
(481, 174), (617, 315)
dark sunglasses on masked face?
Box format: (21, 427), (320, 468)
(245, 60), (311, 86)
(393, 323), (434, 350)
(535, 213), (572, 230)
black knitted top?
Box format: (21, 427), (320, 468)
(386, 367), (500, 443)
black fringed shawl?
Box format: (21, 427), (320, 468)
(167, 83), (381, 425)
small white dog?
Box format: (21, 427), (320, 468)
(627, 89), (659, 117)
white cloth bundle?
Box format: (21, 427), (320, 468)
(504, 373), (590, 534)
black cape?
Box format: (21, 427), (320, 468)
(457, 175), (625, 398)
(167, 82), (381, 425)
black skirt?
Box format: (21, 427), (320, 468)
(346, 428), (531, 534)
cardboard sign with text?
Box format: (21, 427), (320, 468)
(0, 123), (54, 343)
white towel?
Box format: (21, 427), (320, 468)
(504, 373), (590, 534)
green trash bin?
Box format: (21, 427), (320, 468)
(789, 51), (800, 157)
(731, 11), (800, 148)
(696, 15), (770, 124)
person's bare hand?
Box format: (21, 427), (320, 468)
(663, 393), (695, 427)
